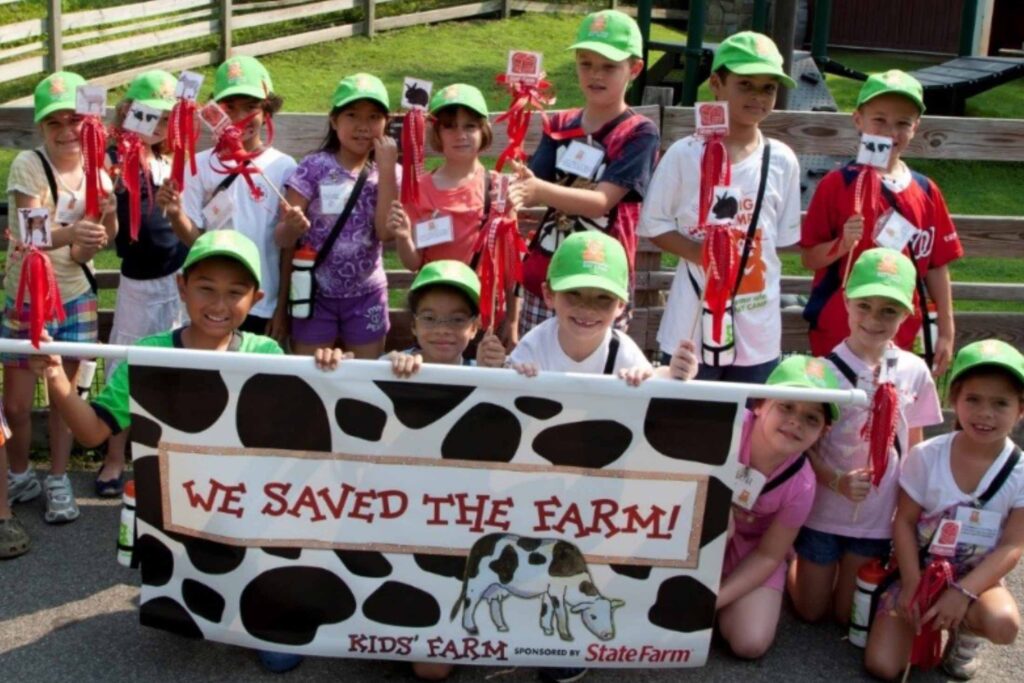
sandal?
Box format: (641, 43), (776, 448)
(95, 471), (125, 498)
(0, 515), (30, 559)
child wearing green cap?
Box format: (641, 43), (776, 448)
(640, 31), (802, 385)
(98, 69), (189, 497)
(275, 72), (398, 361)
(157, 55), (296, 342)
(510, 9), (660, 344)
(718, 355), (838, 659)
(801, 69), (963, 376)
(3, 71), (117, 527)
(788, 248), (943, 628)
(864, 340), (1024, 680)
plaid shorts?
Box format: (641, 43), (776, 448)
(518, 290), (633, 339)
(1, 292), (98, 368)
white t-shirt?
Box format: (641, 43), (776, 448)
(509, 317), (652, 375)
(804, 342), (943, 539)
(638, 133), (801, 364)
(183, 147), (297, 319)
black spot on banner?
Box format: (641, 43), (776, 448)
(441, 403), (520, 462)
(136, 535), (173, 587)
(130, 366), (228, 433)
(700, 476), (731, 548)
(140, 597), (203, 639)
(533, 421), (632, 468)
(132, 455), (163, 528)
(374, 381), (474, 429)
(335, 399), (387, 441)
(528, 552), (546, 565)
(363, 581), (441, 627)
(129, 413), (162, 448)
(516, 537), (542, 551)
(240, 567), (356, 645)
(334, 550), (392, 578)
(182, 579), (226, 623)
(648, 576), (717, 633)
(237, 374), (331, 451)
(264, 547), (302, 560)
(610, 564), (652, 580)
(183, 538), (246, 575)
(644, 398), (737, 465)
(414, 554), (465, 579)
(514, 396), (563, 420)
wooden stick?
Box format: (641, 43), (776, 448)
(488, 250), (498, 335)
(900, 662), (912, 683)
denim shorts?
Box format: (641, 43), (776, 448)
(794, 527), (891, 565)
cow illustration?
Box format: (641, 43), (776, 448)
(450, 533), (625, 642)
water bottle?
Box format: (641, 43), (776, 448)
(117, 480), (136, 567)
(77, 359), (97, 399)
(849, 559), (889, 647)
(701, 301), (736, 367)
(289, 245), (317, 319)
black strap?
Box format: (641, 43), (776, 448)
(211, 161), (246, 197)
(826, 351), (902, 457)
(732, 141), (772, 298)
(469, 171), (494, 271)
(33, 150), (98, 294)
(311, 165), (370, 272)
(762, 452), (809, 495)
(976, 446), (1021, 507)
(602, 330), (621, 375)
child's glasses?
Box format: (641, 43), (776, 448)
(414, 313), (475, 331)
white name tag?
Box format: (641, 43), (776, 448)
(415, 214), (454, 249)
(556, 140), (604, 180)
(56, 192), (84, 225)
(320, 182), (354, 214)
(954, 506), (1001, 549)
(732, 464), (767, 510)
(202, 191), (234, 230)
(875, 209), (918, 251)
(929, 519), (962, 557)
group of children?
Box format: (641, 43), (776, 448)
(0, 7), (1021, 683)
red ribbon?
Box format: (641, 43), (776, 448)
(863, 376), (899, 487)
(114, 130), (151, 242)
(495, 74), (555, 172)
(167, 98), (198, 190)
(15, 248), (66, 349)
(698, 135), (735, 341)
(473, 182), (526, 331)
(909, 559), (955, 670)
(80, 116), (107, 219)
(401, 108), (426, 206)
(210, 111), (268, 200)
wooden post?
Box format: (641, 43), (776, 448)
(502, 0), (510, 20)
(220, 0), (233, 62)
(45, 0), (62, 73)
(609, 0), (618, 9)
(771, 0), (797, 110)
(365, 0), (376, 39)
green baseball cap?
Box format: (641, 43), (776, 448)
(34, 71), (87, 123)
(767, 355), (842, 421)
(430, 83), (488, 118)
(548, 231), (629, 302)
(949, 340), (1024, 387)
(711, 31), (797, 89)
(214, 56), (273, 101)
(182, 230), (262, 287)
(331, 73), (389, 111)
(856, 70), (925, 113)
(567, 10), (643, 62)
(845, 247), (916, 312)
(410, 260), (481, 307)
(125, 70), (177, 112)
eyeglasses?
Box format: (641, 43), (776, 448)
(414, 313), (475, 330)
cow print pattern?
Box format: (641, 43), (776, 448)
(131, 364), (737, 651)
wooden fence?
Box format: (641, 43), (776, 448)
(0, 1), (683, 99)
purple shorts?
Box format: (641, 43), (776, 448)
(291, 288), (389, 346)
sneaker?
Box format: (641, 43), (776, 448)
(7, 470), (42, 504)
(943, 627), (985, 680)
(43, 474), (80, 524)
(257, 650), (303, 673)
(538, 668), (587, 683)
(0, 515), (30, 559)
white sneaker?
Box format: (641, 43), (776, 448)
(43, 474), (80, 524)
(943, 627), (984, 680)
(7, 470), (42, 504)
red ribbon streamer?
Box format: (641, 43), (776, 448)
(401, 108), (426, 206)
(15, 248), (66, 349)
(473, 195), (526, 331)
(114, 130), (151, 242)
(862, 375), (899, 487)
(909, 559), (955, 670)
(495, 74), (555, 172)
(80, 116), (107, 219)
(698, 135), (731, 232)
(698, 135), (735, 342)
(167, 98), (198, 190)
(210, 111), (269, 201)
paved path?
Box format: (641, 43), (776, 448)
(1, 470), (1021, 682)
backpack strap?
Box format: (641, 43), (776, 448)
(311, 165), (370, 272)
(976, 446), (1022, 507)
(732, 141), (772, 298)
(469, 170), (493, 271)
(603, 330), (621, 375)
(762, 452), (809, 495)
(33, 149), (98, 295)
(826, 350), (902, 458)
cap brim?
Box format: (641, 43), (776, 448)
(568, 41), (634, 63)
(725, 61), (797, 89)
(410, 279), (480, 307)
(858, 89), (926, 113)
(771, 380), (841, 420)
(136, 97), (175, 112)
(215, 85), (267, 102)
(950, 359), (1024, 387)
(183, 248), (262, 288)
(549, 273), (628, 303)
(430, 101), (488, 118)
(333, 94), (389, 112)
(845, 283), (913, 312)
(34, 101), (75, 123)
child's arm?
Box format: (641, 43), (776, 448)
(717, 519), (799, 610)
(274, 188), (311, 247)
(654, 339), (698, 380)
(475, 333), (507, 369)
(510, 161), (629, 220)
(892, 489), (925, 624)
(156, 179), (200, 246)
(800, 213), (863, 271)
(387, 201), (422, 271)
(268, 246), (291, 342)
(908, 427), (924, 451)
(924, 264), (954, 376)
(374, 137), (399, 241)
(27, 347), (112, 448)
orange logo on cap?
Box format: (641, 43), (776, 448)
(883, 70), (901, 84)
(582, 238), (605, 264)
(806, 359), (826, 382)
(754, 34), (775, 57)
(49, 76), (66, 96)
(158, 80), (175, 100)
(877, 252), (900, 276)
(589, 14), (607, 34)
(227, 61), (243, 82)
(443, 85), (459, 100)
(356, 75), (372, 91)
(979, 340), (1001, 357)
